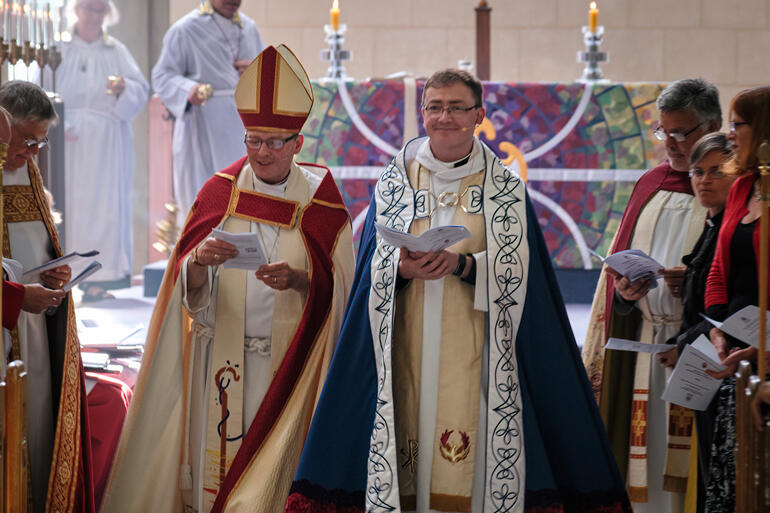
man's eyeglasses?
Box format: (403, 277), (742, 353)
(689, 168), (726, 180)
(24, 137), (48, 150)
(423, 104), (480, 117)
(729, 121), (749, 133)
(652, 121), (706, 143)
(244, 133), (298, 150)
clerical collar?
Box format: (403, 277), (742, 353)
(415, 138), (483, 181)
(199, 0), (243, 28)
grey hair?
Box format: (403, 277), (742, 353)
(689, 132), (733, 168)
(0, 81), (58, 125)
(656, 78), (722, 126)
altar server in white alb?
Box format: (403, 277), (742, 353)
(152, 0), (263, 218)
(40, 0), (148, 291)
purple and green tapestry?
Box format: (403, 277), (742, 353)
(299, 80), (667, 269)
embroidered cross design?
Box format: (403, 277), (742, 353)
(631, 401), (647, 446)
(400, 439), (418, 475)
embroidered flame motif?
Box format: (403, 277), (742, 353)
(439, 430), (471, 463)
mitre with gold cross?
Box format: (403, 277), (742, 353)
(234, 44), (314, 133)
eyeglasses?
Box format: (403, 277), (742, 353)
(653, 121), (706, 143)
(422, 104), (480, 117)
(244, 133), (298, 150)
(729, 121), (749, 133)
(689, 168), (726, 180)
(24, 137), (48, 150)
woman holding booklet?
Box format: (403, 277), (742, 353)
(697, 86), (770, 512)
(653, 132), (737, 513)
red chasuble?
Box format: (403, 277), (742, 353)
(2, 280), (24, 330)
(103, 156), (352, 513)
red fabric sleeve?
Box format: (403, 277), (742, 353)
(3, 281), (25, 330)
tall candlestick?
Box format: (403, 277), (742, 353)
(2, 2), (7, 39)
(589, 2), (598, 33)
(330, 0), (339, 31)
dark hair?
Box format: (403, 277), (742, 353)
(730, 86), (770, 172)
(656, 78), (722, 127)
(0, 81), (58, 125)
(689, 132), (733, 169)
(422, 69), (483, 107)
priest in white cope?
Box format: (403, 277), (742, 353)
(285, 69), (630, 513)
(0, 81), (94, 513)
(152, 0), (263, 219)
(582, 78), (722, 513)
(38, 0), (149, 291)
(102, 45), (354, 513)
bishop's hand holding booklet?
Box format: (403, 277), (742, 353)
(374, 223), (471, 253)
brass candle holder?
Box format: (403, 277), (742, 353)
(21, 40), (35, 67)
(47, 44), (62, 93)
(35, 43), (47, 87)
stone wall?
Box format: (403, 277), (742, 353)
(169, 0), (770, 119)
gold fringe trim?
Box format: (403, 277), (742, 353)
(400, 495), (416, 511)
(663, 475), (688, 494)
(628, 485), (648, 503)
(430, 493), (472, 512)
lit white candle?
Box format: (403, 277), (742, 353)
(45, 3), (51, 47)
(31, 0), (37, 45)
(21, 0), (28, 43)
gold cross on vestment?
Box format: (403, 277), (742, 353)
(400, 440), (418, 475)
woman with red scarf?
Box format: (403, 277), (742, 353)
(703, 85), (770, 512)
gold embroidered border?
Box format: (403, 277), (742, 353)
(4, 185), (43, 223)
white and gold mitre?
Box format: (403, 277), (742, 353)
(235, 44), (314, 133)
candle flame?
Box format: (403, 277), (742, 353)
(332, 0), (339, 9)
(590, 2), (597, 9)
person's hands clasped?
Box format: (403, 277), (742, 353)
(398, 248), (459, 281)
(40, 265), (71, 290)
(662, 266), (686, 298)
(607, 267), (652, 302)
(22, 284), (65, 314)
(192, 238), (238, 267)
(255, 261), (307, 292)
(657, 347), (679, 369)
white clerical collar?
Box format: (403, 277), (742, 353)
(415, 137), (484, 181)
(244, 166), (289, 197)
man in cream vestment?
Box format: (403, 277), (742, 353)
(582, 78), (721, 513)
(102, 45), (354, 513)
(0, 82), (94, 513)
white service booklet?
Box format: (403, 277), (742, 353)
(22, 250), (99, 280)
(602, 249), (664, 283)
(605, 337), (676, 354)
(211, 228), (267, 270)
(661, 335), (726, 411)
(374, 223), (471, 253)
(701, 305), (770, 349)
